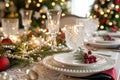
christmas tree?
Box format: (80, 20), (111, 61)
(0, 0), (70, 28)
(90, 0), (120, 32)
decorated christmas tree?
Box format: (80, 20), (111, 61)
(90, 0), (120, 32)
(0, 0), (70, 28)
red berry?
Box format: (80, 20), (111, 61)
(84, 53), (88, 59)
(88, 50), (92, 55)
(89, 58), (94, 63)
(84, 59), (88, 64)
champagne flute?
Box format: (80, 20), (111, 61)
(20, 9), (33, 32)
(46, 9), (61, 47)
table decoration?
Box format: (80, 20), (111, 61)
(0, 28), (71, 71)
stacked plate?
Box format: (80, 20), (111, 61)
(85, 36), (120, 48)
(98, 30), (120, 37)
(42, 52), (115, 77)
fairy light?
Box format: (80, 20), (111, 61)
(5, 3), (9, 7)
(101, 0), (105, 5)
(108, 22), (113, 26)
(25, 4), (29, 8)
(28, 0), (31, 3)
(104, 14), (108, 17)
(36, 3), (40, 7)
(39, 9), (44, 13)
(94, 4), (99, 9)
(100, 25), (104, 29)
(111, 4), (115, 8)
(52, 2), (56, 6)
(60, 2), (64, 6)
(42, 15), (46, 19)
(115, 5), (119, 9)
(106, 9), (110, 13)
(62, 13), (65, 16)
(100, 11), (104, 15)
(61, 0), (65, 2)
(115, 14), (119, 18)
(39, 0), (43, 2)
(110, 11), (114, 14)
(41, 20), (44, 24)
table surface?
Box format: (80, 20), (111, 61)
(0, 50), (119, 80)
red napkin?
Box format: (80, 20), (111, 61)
(102, 68), (117, 80)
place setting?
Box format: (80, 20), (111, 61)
(42, 23), (117, 80)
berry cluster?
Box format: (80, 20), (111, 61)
(83, 50), (97, 64)
(103, 34), (115, 41)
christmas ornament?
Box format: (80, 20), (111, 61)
(54, 4), (61, 10)
(0, 56), (9, 71)
(1, 38), (13, 44)
(114, 0), (120, 4)
(33, 11), (41, 19)
(111, 25), (118, 32)
(100, 18), (106, 23)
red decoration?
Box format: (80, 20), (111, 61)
(115, 0), (120, 4)
(95, 12), (99, 18)
(112, 26), (118, 32)
(117, 8), (120, 12)
(1, 38), (13, 44)
(100, 18), (106, 24)
(0, 56), (9, 71)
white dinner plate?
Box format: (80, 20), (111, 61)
(85, 39), (120, 48)
(42, 55), (115, 77)
(95, 36), (120, 43)
(98, 30), (120, 37)
(53, 53), (106, 67)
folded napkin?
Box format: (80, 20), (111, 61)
(72, 68), (116, 80)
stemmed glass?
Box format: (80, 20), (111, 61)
(62, 25), (84, 51)
(1, 18), (19, 37)
(77, 18), (98, 42)
(20, 9), (33, 32)
(46, 9), (61, 47)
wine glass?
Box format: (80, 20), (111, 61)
(46, 9), (61, 46)
(77, 18), (98, 42)
(62, 25), (84, 51)
(1, 18), (19, 37)
(20, 9), (33, 32)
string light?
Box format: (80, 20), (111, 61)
(5, 3), (9, 7)
(106, 9), (110, 13)
(110, 11), (114, 14)
(39, 9), (44, 13)
(60, 2), (64, 6)
(41, 20), (44, 24)
(100, 11), (104, 15)
(115, 14), (119, 18)
(39, 0), (43, 2)
(52, 2), (56, 6)
(104, 14), (108, 17)
(62, 13), (65, 16)
(27, 0), (31, 3)
(61, 0), (65, 2)
(25, 4), (29, 8)
(42, 15), (46, 19)
(94, 4), (99, 9)
(36, 3), (40, 7)
(100, 25), (104, 29)
(108, 22), (113, 26)
(115, 5), (119, 9)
